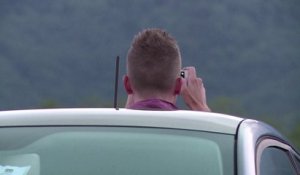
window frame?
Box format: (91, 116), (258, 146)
(256, 137), (299, 175)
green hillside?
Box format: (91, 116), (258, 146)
(0, 0), (299, 135)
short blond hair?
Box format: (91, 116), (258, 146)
(127, 28), (181, 95)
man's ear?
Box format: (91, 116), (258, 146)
(123, 75), (133, 94)
(174, 77), (182, 95)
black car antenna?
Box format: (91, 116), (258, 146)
(113, 56), (120, 110)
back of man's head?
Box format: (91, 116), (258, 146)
(127, 28), (182, 97)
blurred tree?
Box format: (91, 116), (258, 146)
(289, 124), (300, 150)
(0, 0), (299, 134)
(209, 96), (245, 116)
(40, 99), (59, 108)
(79, 95), (113, 108)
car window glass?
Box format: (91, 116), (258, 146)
(295, 156), (300, 172)
(260, 147), (297, 175)
(0, 127), (234, 175)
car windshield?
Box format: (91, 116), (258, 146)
(0, 126), (234, 175)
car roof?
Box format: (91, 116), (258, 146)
(0, 108), (243, 134)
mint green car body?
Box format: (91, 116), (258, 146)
(0, 109), (299, 175)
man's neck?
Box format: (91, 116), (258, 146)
(132, 93), (176, 105)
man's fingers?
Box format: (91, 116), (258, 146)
(180, 78), (187, 92)
(180, 66), (210, 112)
(184, 67), (197, 79)
(197, 78), (204, 86)
(181, 67), (204, 90)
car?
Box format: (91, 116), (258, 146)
(0, 108), (299, 175)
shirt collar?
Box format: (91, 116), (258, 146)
(129, 99), (178, 110)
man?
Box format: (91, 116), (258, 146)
(123, 28), (210, 112)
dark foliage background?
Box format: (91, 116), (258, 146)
(0, 0), (299, 148)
